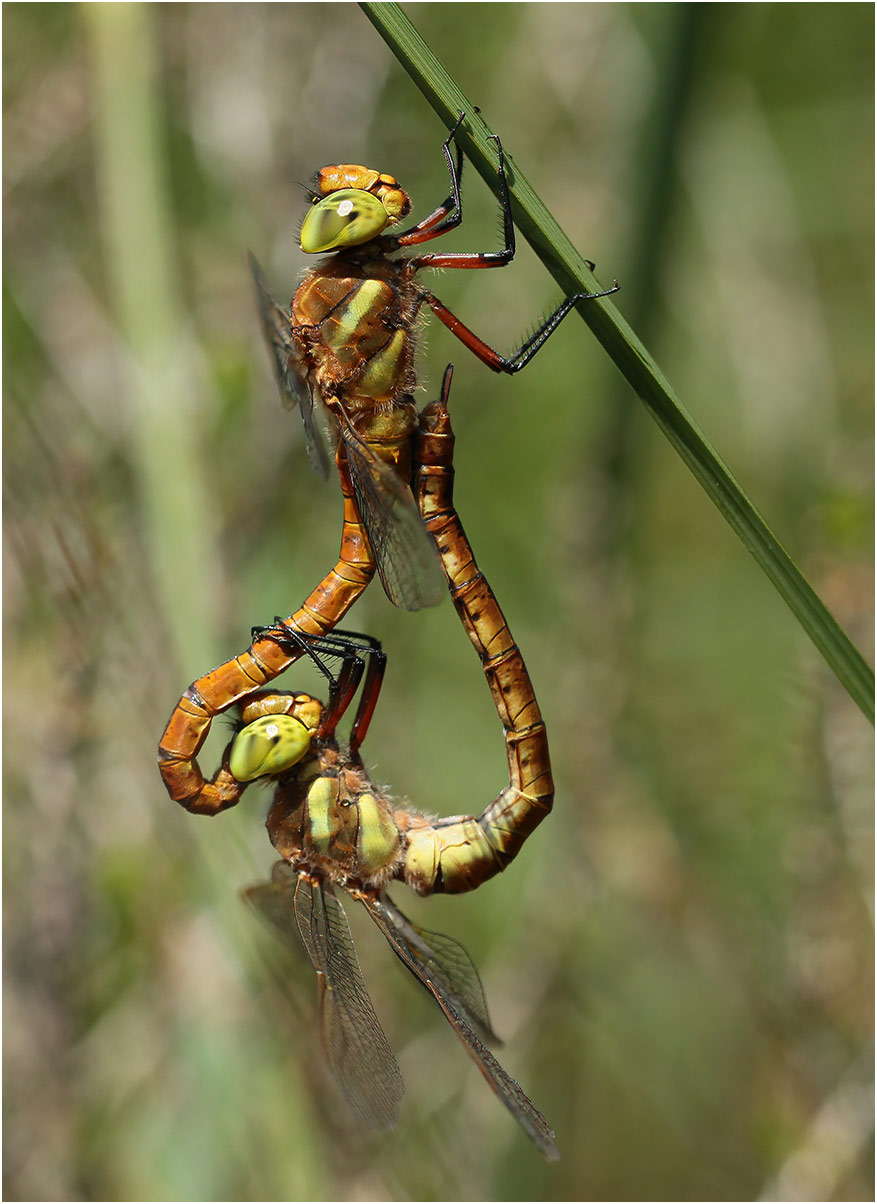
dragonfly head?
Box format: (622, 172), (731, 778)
(301, 164), (411, 253)
(229, 693), (322, 781)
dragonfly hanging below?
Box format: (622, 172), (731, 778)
(235, 621), (557, 1159)
(249, 111), (617, 612)
(164, 368), (557, 1152)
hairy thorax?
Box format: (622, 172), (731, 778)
(266, 747), (406, 890)
(291, 252), (421, 410)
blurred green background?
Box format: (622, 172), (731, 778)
(4, 3), (873, 1200)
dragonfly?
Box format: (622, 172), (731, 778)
(249, 110), (618, 613)
(164, 368), (557, 1152)
(233, 617), (556, 1158)
(159, 364), (552, 857)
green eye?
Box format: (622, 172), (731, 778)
(300, 189), (389, 253)
(229, 714), (312, 781)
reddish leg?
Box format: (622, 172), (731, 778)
(348, 640), (387, 755)
(396, 118), (619, 371)
(421, 281), (619, 374)
(246, 623), (385, 753)
(401, 130), (514, 266)
(392, 112), (467, 246)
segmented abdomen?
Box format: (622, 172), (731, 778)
(400, 401), (554, 894)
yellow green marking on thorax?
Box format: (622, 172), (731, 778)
(356, 793), (400, 873)
(312, 277), (408, 398)
(357, 329), (407, 398)
(306, 776), (342, 854)
(323, 279), (392, 352)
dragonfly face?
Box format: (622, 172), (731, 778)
(227, 690), (322, 781)
(299, 165), (410, 253)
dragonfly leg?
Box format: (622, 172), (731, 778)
(404, 132), (515, 266)
(402, 366), (554, 892)
(392, 111), (466, 246)
(406, 127), (602, 279)
(419, 281), (619, 374)
(249, 618), (365, 739)
(158, 459), (376, 814)
(397, 123), (618, 371)
(252, 622), (386, 748)
(348, 637), (387, 755)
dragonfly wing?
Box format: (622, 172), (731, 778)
(247, 251), (338, 481)
(342, 429), (445, 612)
(362, 892), (559, 1161)
(367, 892), (500, 1044)
(293, 876), (403, 1130)
(244, 860), (308, 942)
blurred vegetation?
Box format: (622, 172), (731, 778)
(3, 3), (873, 1201)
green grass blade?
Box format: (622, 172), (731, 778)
(360, 2), (874, 724)
(87, 2), (222, 679)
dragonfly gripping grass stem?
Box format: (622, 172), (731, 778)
(250, 112), (616, 612)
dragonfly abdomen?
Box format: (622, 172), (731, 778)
(158, 464), (375, 813)
(398, 768), (553, 896)
(395, 388), (555, 896)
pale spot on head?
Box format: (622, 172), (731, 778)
(336, 199), (355, 217)
(265, 723), (279, 738)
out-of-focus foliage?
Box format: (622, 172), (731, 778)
(4, 4), (872, 1201)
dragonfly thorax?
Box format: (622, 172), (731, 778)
(266, 750), (405, 889)
(292, 256), (421, 408)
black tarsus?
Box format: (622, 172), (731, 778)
(253, 620), (386, 746)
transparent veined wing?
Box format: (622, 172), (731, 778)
(248, 251), (337, 481)
(244, 860), (310, 942)
(363, 891), (500, 1045)
(361, 891), (559, 1161)
(341, 424), (445, 612)
(292, 875), (403, 1130)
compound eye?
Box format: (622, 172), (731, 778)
(300, 189), (389, 252)
(228, 715), (312, 782)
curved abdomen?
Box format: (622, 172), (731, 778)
(400, 400), (554, 894)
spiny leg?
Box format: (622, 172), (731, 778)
(253, 621), (385, 747)
(402, 129), (514, 265)
(397, 121), (618, 372)
(393, 111), (467, 245)
(419, 279), (619, 374)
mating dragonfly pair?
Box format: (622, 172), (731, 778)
(158, 114), (616, 1159)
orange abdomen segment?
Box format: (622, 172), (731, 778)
(401, 399), (555, 895)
